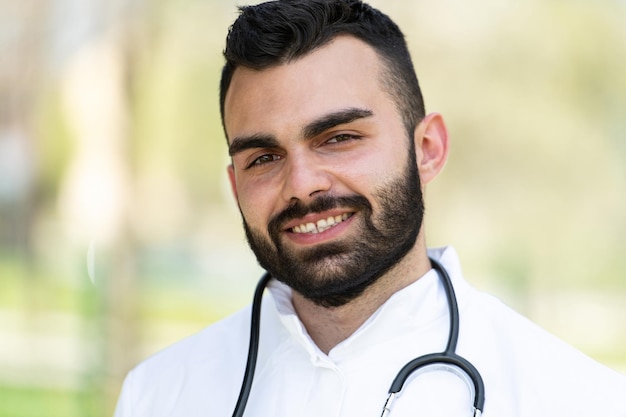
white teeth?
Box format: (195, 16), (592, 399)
(291, 213), (352, 234)
(316, 218), (330, 233)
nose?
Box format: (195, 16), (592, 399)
(280, 151), (332, 203)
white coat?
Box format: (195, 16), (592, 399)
(115, 247), (626, 417)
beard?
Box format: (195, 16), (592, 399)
(241, 147), (424, 308)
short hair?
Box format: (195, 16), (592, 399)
(219, 0), (425, 137)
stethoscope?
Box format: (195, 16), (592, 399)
(231, 258), (485, 417)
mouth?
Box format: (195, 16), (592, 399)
(290, 213), (353, 234)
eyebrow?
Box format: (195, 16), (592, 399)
(228, 107), (373, 157)
(302, 107), (373, 139)
(228, 133), (279, 157)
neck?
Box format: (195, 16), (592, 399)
(292, 236), (431, 354)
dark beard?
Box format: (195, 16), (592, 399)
(242, 148), (423, 308)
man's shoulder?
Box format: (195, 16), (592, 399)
(130, 305), (252, 383)
(463, 286), (626, 409)
(114, 305), (256, 417)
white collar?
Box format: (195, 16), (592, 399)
(264, 246), (470, 363)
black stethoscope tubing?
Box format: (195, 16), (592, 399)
(231, 270), (271, 417)
(231, 258), (485, 417)
(382, 258), (485, 416)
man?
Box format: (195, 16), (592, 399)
(114, 1), (626, 416)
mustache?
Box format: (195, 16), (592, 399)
(268, 195), (372, 236)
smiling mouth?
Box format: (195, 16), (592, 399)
(291, 213), (353, 234)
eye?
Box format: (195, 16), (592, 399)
(246, 153), (282, 169)
(326, 133), (360, 144)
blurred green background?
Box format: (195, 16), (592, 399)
(1, 0), (625, 416)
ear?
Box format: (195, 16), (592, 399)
(227, 164), (239, 201)
(413, 112), (449, 185)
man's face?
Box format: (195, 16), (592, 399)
(224, 36), (424, 307)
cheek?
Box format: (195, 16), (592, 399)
(235, 181), (276, 228)
(347, 148), (403, 186)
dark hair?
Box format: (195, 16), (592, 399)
(219, 0), (425, 137)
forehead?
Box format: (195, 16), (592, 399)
(223, 36), (390, 142)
